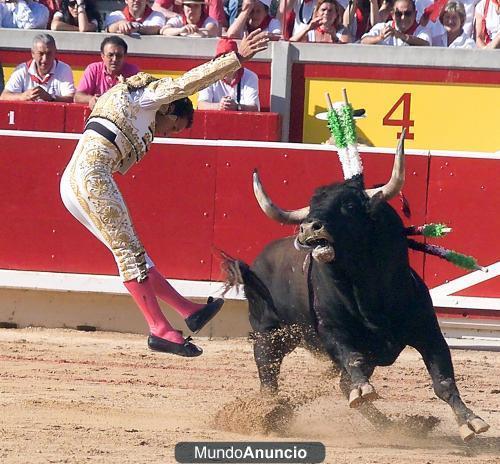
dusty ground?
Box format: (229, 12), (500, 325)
(0, 328), (499, 464)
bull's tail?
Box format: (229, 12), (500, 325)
(219, 250), (280, 328)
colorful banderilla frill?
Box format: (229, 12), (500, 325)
(327, 102), (362, 180)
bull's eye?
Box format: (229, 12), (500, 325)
(341, 202), (357, 215)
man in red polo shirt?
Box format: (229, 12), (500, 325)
(74, 36), (139, 109)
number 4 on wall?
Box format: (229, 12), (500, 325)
(382, 93), (415, 140)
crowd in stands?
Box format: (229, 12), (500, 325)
(0, 0), (497, 48)
(0, 0), (497, 110)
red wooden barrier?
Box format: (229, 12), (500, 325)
(426, 155), (499, 293)
(0, 101), (65, 132)
(0, 101), (281, 141)
(0, 130), (497, 308)
(0, 135), (429, 281)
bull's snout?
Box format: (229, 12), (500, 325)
(300, 219), (323, 236)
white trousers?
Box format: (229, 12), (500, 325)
(60, 132), (153, 282)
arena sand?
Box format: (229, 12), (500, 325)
(0, 328), (499, 464)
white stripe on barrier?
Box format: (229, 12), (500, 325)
(2, 129), (499, 159)
(429, 262), (500, 310)
(0, 269), (245, 300)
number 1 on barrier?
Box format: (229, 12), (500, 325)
(382, 93), (414, 140)
(8, 110), (15, 125)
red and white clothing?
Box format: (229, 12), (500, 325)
(247, 16), (281, 34)
(165, 13), (218, 30)
(361, 21), (431, 46)
(291, 0), (348, 35)
(77, 61), (140, 97)
(198, 68), (260, 110)
(104, 8), (166, 30)
(5, 59), (74, 99)
(306, 26), (347, 42)
(154, 0), (227, 26)
(475, 0), (500, 42)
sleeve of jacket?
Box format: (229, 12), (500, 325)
(140, 52), (241, 110)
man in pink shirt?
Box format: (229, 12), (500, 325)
(74, 36), (139, 109)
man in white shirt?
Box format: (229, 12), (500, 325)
(0, 33), (75, 102)
(198, 39), (260, 111)
(361, 0), (431, 45)
(0, 0), (49, 29)
(105, 0), (166, 35)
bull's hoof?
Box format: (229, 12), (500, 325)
(469, 417), (490, 434)
(459, 424), (475, 442)
(349, 383), (378, 408)
(459, 417), (490, 441)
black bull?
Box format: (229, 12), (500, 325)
(223, 140), (489, 441)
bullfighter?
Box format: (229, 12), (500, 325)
(60, 29), (269, 357)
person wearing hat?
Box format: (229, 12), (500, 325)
(160, 0), (219, 36)
(59, 30), (269, 358)
(227, 0), (282, 38)
(198, 39), (260, 111)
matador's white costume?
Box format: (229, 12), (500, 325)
(60, 52), (240, 283)
(60, 52), (238, 355)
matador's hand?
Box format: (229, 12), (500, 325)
(237, 29), (269, 63)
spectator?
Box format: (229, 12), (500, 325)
(74, 36), (139, 109)
(227, 0), (281, 38)
(0, 0), (49, 29)
(290, 0), (351, 42)
(343, 0), (381, 41)
(279, 0), (348, 37)
(0, 33), (74, 102)
(160, 0), (219, 37)
(435, 1), (476, 47)
(51, 0), (101, 31)
(197, 39), (260, 111)
(154, 0), (227, 26)
(105, 0), (166, 35)
(475, 0), (500, 48)
(361, 0), (431, 45)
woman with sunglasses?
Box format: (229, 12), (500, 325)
(50, 0), (101, 32)
(361, 0), (430, 45)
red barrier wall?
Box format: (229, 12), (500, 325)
(426, 155), (500, 295)
(0, 131), (497, 304)
(0, 101), (281, 141)
(0, 134), (429, 281)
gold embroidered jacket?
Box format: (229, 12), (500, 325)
(88, 52), (241, 174)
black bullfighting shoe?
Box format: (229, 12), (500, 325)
(147, 335), (203, 357)
(185, 297), (224, 333)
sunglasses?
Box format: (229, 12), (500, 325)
(394, 9), (415, 17)
(68, 1), (78, 7)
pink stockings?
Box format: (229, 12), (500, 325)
(124, 267), (205, 344)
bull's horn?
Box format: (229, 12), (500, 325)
(253, 170), (309, 224)
(365, 128), (406, 200)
